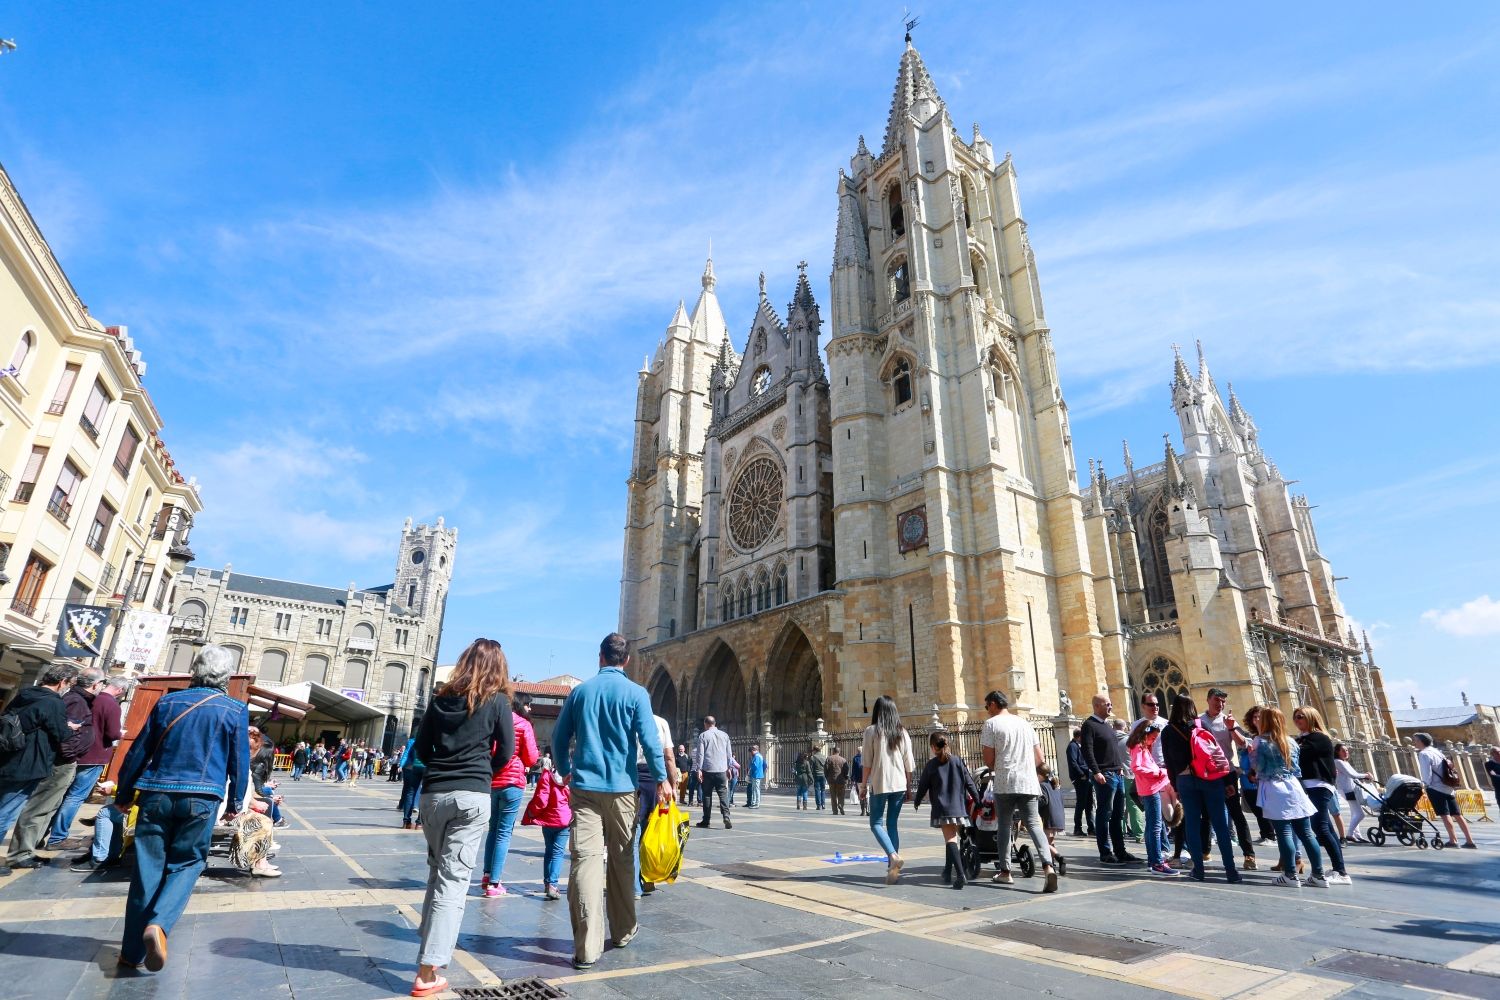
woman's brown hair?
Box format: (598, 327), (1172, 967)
(1260, 706), (1292, 765)
(929, 731), (951, 764)
(441, 638), (512, 715)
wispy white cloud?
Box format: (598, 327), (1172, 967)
(1423, 595), (1500, 638)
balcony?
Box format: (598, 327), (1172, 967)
(12, 481), (34, 504)
(47, 496), (73, 525)
(346, 636), (377, 653)
(0, 469), (9, 503)
(10, 595), (39, 618)
(171, 614), (206, 634)
(100, 562), (116, 592)
(45, 400), (67, 416)
(87, 533), (106, 555)
(79, 414), (100, 441)
(113, 456), (133, 477)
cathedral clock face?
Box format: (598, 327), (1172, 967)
(727, 456), (783, 550)
(897, 505), (928, 552)
(410, 550), (425, 565)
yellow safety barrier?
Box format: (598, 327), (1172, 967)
(1457, 789), (1491, 821)
(273, 752), (292, 772)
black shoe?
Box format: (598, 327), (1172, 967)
(71, 856), (101, 872)
(10, 857), (48, 869)
(1073, 829), (1085, 837)
(695, 821), (711, 829)
(1115, 852), (1143, 865)
(1098, 853), (1123, 865)
(724, 821), (732, 829)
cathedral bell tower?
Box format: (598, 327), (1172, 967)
(826, 40), (1112, 721)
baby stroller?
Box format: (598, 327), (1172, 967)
(958, 768), (1065, 880)
(1363, 775), (1448, 850)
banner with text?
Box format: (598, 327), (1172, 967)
(120, 610), (173, 667)
(56, 604), (112, 658)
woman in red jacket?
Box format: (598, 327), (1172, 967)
(481, 691), (539, 897)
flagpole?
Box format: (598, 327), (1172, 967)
(100, 554), (144, 674)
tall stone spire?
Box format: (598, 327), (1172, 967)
(1196, 339), (1213, 388)
(882, 40), (944, 154)
(689, 251), (729, 344)
(1172, 343), (1193, 390)
(834, 177), (871, 267)
(1227, 382), (1251, 425)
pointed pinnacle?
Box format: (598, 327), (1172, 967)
(1172, 343), (1192, 387)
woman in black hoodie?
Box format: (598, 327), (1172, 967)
(913, 732), (980, 889)
(408, 639), (516, 998)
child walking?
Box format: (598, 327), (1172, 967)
(913, 732), (980, 890)
(521, 764), (572, 900)
(1127, 724), (1177, 876)
(1037, 766), (1067, 868)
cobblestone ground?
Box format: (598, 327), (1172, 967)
(1, 776), (1498, 999)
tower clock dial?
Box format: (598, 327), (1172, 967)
(897, 505), (928, 552)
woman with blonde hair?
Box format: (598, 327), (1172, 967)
(1253, 707), (1325, 888)
(1293, 705), (1351, 883)
(408, 639), (516, 998)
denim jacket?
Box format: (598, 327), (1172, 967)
(116, 687), (249, 806)
(1252, 737), (1301, 782)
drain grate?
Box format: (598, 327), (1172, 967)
(971, 919), (1169, 963)
(1316, 954), (1500, 1000)
(456, 979), (569, 999)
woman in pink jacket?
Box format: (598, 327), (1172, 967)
(1128, 724), (1178, 878)
(481, 692), (540, 897)
(521, 763), (571, 899)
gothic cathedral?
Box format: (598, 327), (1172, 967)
(619, 41), (1395, 744)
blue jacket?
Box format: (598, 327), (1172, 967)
(552, 667), (664, 793)
(116, 687), (249, 806)
(748, 751), (766, 780)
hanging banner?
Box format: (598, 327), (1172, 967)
(56, 604), (112, 657)
(120, 610), (173, 667)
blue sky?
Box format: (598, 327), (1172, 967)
(3, 3), (1497, 707)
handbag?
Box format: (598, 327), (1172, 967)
(228, 810), (274, 871)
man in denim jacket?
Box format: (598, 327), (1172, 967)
(114, 645), (249, 973)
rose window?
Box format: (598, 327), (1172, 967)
(727, 456), (782, 550)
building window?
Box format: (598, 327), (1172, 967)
(407, 583), (418, 608)
(776, 564), (788, 605)
(353, 621), (375, 641)
(892, 358), (913, 407)
(316, 617), (333, 639)
(304, 653), (330, 685)
(8, 331), (34, 374)
(80, 380), (110, 440)
(395, 628), (409, 648)
(887, 182), (905, 237)
(154, 574), (171, 610)
(48, 363), (80, 415)
(382, 663), (407, 694)
(67, 577), (91, 605)
(14, 446), (47, 503)
(751, 365), (771, 396)
(222, 645), (245, 671)
(259, 649), (288, 683)
(961, 175), (977, 231)
(344, 659), (369, 690)
(274, 611), (293, 633)
(114, 425), (141, 477)
(12, 551), (52, 617)
(1144, 506), (1175, 611)
(889, 259), (910, 305)
(137, 488), (152, 524)
(721, 594), (732, 622)
(87, 500), (117, 554)
(230, 605), (250, 628)
(49, 459), (84, 524)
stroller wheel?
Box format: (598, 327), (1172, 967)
(1018, 846), (1036, 879)
(1431, 837), (1446, 851)
(1397, 831), (1413, 846)
(1417, 836), (1429, 850)
(960, 839), (982, 880)
(1368, 828), (1386, 846)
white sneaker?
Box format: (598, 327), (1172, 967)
(1305, 874), (1329, 888)
(1272, 874), (1300, 888)
(1325, 872), (1352, 885)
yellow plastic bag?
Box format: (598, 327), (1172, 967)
(639, 799), (690, 885)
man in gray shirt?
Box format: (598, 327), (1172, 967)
(693, 716), (733, 830)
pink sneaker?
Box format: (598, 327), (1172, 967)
(483, 884), (506, 898)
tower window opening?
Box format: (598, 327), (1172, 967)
(892, 358), (913, 407)
(887, 183), (905, 237)
(890, 260), (910, 305)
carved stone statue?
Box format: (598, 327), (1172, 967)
(1059, 691), (1073, 717)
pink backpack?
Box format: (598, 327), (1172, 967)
(1189, 722), (1231, 780)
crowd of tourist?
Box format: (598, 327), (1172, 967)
(0, 640), (1491, 993)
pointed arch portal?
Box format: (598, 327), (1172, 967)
(648, 666), (680, 737)
(764, 623), (823, 734)
(695, 641), (748, 736)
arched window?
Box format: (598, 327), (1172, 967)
(751, 365), (771, 396)
(407, 583), (418, 608)
(176, 598), (207, 621)
(960, 175), (977, 230)
(1144, 506), (1175, 611)
(258, 649), (288, 683)
(886, 182), (905, 237)
(136, 488), (153, 524)
(892, 358), (913, 407)
(382, 662), (407, 694)
(8, 331), (33, 373)
(1138, 656), (1188, 712)
(353, 621), (375, 641)
(775, 564), (788, 605)
(304, 653), (329, 685)
(889, 259), (910, 305)
(970, 251), (989, 301)
(221, 644), (244, 671)
(344, 659), (369, 690)
(722, 593), (732, 622)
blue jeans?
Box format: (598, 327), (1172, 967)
(482, 785), (524, 884)
(0, 778), (42, 843)
(260, 784), (282, 824)
(1141, 791), (1163, 867)
(291, 764), (303, 780)
(746, 778), (761, 808)
(121, 792), (218, 965)
(814, 775), (827, 809)
(399, 768), (425, 824)
(48, 764), (105, 845)
(91, 802), (126, 863)
(1177, 773), (1238, 878)
(542, 825), (570, 886)
(1305, 786), (1346, 875)
(1273, 816), (1324, 878)
(868, 791), (905, 859)
(795, 779), (809, 806)
(1093, 771), (1126, 858)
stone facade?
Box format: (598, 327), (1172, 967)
(1087, 344), (1396, 741)
(161, 518), (455, 751)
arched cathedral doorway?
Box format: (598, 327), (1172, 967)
(648, 666), (680, 737)
(764, 622), (823, 734)
(695, 641), (748, 736)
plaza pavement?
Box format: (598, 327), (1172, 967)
(0, 776), (1497, 1000)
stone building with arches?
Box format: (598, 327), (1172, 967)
(160, 518), (456, 752)
(1085, 345), (1396, 741)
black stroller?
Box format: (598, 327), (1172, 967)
(958, 767), (1066, 880)
(1363, 776), (1448, 850)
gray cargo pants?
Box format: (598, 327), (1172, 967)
(416, 789), (490, 968)
(7, 762), (76, 864)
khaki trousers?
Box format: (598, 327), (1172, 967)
(568, 788), (638, 965)
(7, 762), (75, 863)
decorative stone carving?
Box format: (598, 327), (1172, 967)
(727, 456), (783, 551)
(772, 416), (787, 442)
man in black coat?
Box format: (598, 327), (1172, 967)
(0, 662), (83, 876)
(1066, 728), (1095, 837)
(1078, 693), (1139, 866)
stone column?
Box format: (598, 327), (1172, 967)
(762, 721), (778, 789)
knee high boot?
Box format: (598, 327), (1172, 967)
(947, 842), (965, 889)
(942, 847), (953, 885)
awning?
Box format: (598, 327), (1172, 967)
(257, 681), (388, 724)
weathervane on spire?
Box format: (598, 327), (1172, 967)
(902, 8), (920, 43)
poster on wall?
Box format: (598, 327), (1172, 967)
(120, 610), (173, 668)
(340, 688), (366, 702)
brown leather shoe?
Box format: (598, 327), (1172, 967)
(143, 924), (167, 972)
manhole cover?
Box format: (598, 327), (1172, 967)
(706, 861), (786, 880)
(971, 920), (1169, 963)
(1316, 954), (1500, 999)
(456, 979), (569, 999)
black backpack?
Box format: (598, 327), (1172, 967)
(0, 711), (26, 754)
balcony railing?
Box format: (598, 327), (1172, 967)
(0, 469), (9, 502)
(47, 496), (73, 525)
(12, 481), (34, 504)
(87, 533), (106, 555)
(79, 414), (100, 440)
(346, 636), (377, 653)
(100, 562), (116, 592)
(171, 615), (206, 633)
(10, 595), (39, 618)
(113, 456), (132, 477)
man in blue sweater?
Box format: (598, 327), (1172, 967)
(553, 633), (669, 971)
